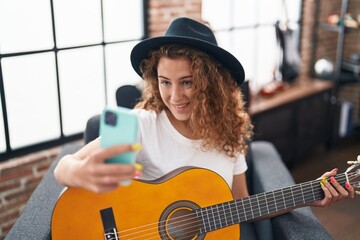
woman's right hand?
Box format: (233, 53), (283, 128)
(54, 139), (142, 193)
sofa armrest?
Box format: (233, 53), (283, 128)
(5, 143), (82, 240)
(250, 141), (332, 240)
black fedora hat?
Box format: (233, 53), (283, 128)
(130, 17), (245, 86)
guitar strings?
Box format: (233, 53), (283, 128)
(107, 174), (358, 240)
(110, 178), (360, 240)
(106, 173), (358, 240)
(108, 174), (358, 239)
(117, 182), (360, 240)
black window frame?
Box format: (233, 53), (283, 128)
(0, 0), (149, 161)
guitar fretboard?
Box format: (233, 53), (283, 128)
(195, 173), (347, 233)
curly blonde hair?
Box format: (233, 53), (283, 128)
(135, 44), (253, 158)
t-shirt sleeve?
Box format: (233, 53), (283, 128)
(233, 154), (248, 175)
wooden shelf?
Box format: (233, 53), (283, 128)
(249, 79), (334, 115)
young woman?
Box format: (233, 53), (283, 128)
(54, 17), (354, 210)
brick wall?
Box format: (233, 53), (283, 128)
(298, 0), (318, 79)
(299, 0), (360, 131)
(344, 0), (360, 58)
(148, 0), (202, 37)
(0, 147), (61, 237)
(311, 0), (360, 71)
(310, 0), (360, 127)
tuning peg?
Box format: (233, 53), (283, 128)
(347, 161), (358, 165)
(347, 155), (360, 165)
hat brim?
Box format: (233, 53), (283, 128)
(130, 36), (245, 86)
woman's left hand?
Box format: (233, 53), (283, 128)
(310, 168), (355, 207)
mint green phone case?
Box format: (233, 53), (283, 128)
(99, 106), (138, 164)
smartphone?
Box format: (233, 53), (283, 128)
(99, 106), (138, 164)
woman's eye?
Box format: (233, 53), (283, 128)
(160, 80), (171, 86)
(182, 81), (193, 86)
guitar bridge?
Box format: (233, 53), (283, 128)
(100, 208), (119, 240)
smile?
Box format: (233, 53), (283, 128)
(174, 103), (189, 110)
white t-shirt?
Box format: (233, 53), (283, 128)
(133, 109), (248, 188)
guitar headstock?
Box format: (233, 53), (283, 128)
(346, 155), (360, 195)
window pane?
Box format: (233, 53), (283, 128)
(232, 29), (256, 82)
(214, 31), (232, 56)
(202, 0), (295, 94)
(233, 1), (257, 27)
(285, 0), (302, 22)
(105, 41), (141, 106)
(202, 0), (231, 30)
(216, 30), (255, 81)
(103, 0), (144, 42)
(258, 0), (282, 24)
(53, 0), (102, 48)
(58, 46), (105, 135)
(0, 0), (54, 54)
(254, 26), (277, 89)
(0, 97), (6, 153)
(1, 53), (60, 149)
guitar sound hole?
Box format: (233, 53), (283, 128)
(159, 200), (204, 240)
(167, 209), (198, 239)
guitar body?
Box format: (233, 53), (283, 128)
(51, 168), (240, 239)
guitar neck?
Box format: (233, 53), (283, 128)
(196, 173), (347, 233)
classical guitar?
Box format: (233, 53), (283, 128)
(51, 157), (360, 240)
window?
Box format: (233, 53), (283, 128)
(202, 0), (302, 93)
(0, 0), (146, 160)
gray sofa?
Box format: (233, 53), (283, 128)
(5, 140), (332, 240)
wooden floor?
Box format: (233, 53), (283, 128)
(291, 133), (360, 240)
